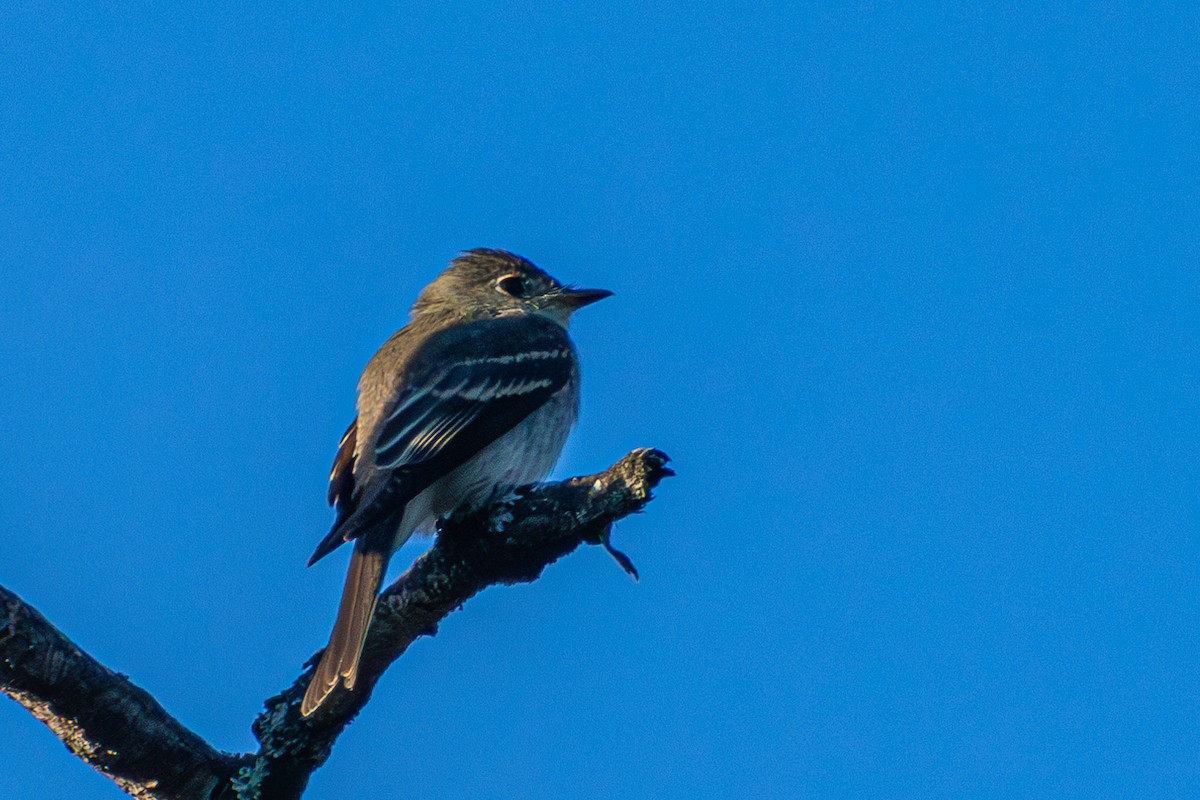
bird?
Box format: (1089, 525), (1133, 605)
(300, 249), (611, 717)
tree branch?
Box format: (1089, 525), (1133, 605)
(0, 586), (246, 799)
(1, 448), (672, 800)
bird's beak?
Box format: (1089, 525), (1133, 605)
(555, 287), (614, 310)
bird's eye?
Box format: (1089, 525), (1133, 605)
(496, 275), (527, 297)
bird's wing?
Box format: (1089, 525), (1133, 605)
(328, 417), (359, 521)
(306, 418), (360, 566)
(374, 337), (572, 470)
(307, 316), (574, 565)
(328, 418), (358, 509)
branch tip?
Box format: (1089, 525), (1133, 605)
(2, 447), (672, 800)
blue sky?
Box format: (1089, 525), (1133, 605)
(1, 3), (1196, 798)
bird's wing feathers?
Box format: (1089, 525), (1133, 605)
(307, 316), (574, 565)
(307, 419), (360, 567)
(375, 348), (569, 469)
(328, 418), (358, 509)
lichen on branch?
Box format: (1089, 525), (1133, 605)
(1, 448), (672, 800)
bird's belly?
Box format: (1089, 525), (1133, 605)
(404, 387), (577, 538)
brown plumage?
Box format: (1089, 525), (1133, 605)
(299, 250), (609, 717)
(305, 543), (386, 709)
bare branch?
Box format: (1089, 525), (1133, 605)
(0, 448), (672, 800)
(0, 586), (247, 799)
(238, 448), (672, 799)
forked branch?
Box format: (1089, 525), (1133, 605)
(1, 448), (672, 800)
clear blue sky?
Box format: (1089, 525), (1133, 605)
(1, 3), (1196, 798)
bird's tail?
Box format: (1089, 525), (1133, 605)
(301, 543), (389, 716)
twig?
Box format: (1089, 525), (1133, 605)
(1, 449), (672, 800)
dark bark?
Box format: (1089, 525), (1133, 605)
(0, 586), (247, 799)
(1, 448), (672, 800)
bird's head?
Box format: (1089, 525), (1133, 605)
(412, 249), (612, 326)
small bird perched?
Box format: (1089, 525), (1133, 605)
(301, 249), (611, 717)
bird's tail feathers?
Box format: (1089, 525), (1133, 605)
(301, 545), (388, 716)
